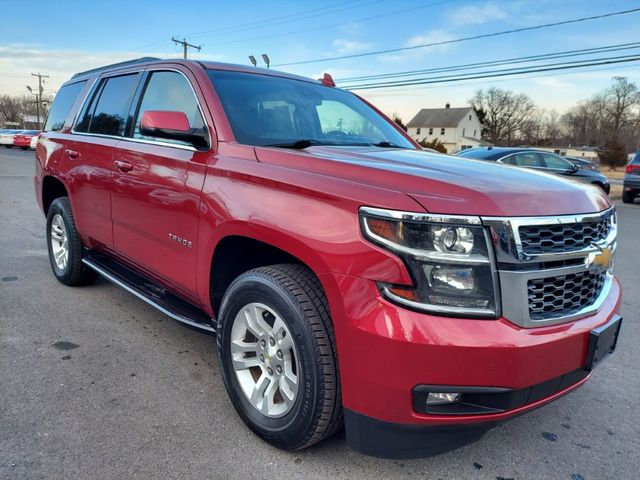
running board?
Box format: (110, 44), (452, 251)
(83, 252), (216, 334)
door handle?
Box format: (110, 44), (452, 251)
(65, 149), (80, 159)
(114, 160), (134, 173)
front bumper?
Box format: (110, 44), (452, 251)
(324, 273), (622, 457)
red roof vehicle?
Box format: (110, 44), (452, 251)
(34, 58), (621, 458)
(13, 130), (41, 150)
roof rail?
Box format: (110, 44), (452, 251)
(72, 57), (161, 79)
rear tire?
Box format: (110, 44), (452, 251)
(622, 191), (635, 204)
(217, 264), (342, 451)
(46, 197), (97, 286)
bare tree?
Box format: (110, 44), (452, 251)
(470, 88), (536, 145)
(605, 76), (639, 136)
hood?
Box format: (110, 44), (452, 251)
(254, 146), (610, 217)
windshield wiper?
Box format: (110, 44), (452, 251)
(265, 139), (326, 149)
(371, 141), (405, 148)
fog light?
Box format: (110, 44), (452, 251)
(426, 392), (462, 406)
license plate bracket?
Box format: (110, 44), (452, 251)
(585, 315), (622, 371)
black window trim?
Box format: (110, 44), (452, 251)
(71, 71), (142, 138)
(123, 68), (211, 152)
(70, 67), (211, 152)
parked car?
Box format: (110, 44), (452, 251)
(13, 130), (41, 150)
(457, 147), (610, 194)
(35, 58), (621, 459)
(30, 133), (39, 150)
(623, 151), (640, 203)
(0, 129), (24, 148)
(565, 156), (599, 171)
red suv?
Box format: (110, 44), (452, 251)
(35, 58), (622, 458)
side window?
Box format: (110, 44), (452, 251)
(43, 81), (86, 132)
(133, 71), (205, 146)
(76, 73), (140, 136)
(541, 153), (571, 169)
(512, 152), (542, 167)
(500, 154), (517, 165)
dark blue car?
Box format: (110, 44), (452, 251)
(457, 147), (610, 194)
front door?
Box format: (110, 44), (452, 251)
(110, 69), (210, 300)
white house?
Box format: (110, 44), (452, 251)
(406, 104), (489, 153)
(533, 146), (599, 160)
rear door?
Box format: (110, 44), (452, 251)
(63, 72), (141, 248)
(110, 68), (211, 300)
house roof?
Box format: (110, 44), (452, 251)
(407, 107), (473, 128)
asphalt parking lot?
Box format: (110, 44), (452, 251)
(1, 147), (639, 480)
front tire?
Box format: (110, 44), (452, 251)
(622, 191), (635, 204)
(46, 197), (97, 286)
(217, 264), (342, 451)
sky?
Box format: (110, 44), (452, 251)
(1, 0), (639, 122)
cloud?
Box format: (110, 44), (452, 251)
(380, 29), (456, 63)
(447, 2), (508, 26)
(531, 77), (574, 91)
(0, 45), (224, 96)
(332, 39), (373, 54)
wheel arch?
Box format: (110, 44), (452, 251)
(42, 176), (69, 215)
(208, 232), (333, 317)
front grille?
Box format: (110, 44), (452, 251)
(519, 217), (611, 254)
(527, 270), (607, 320)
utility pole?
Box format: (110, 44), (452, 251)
(29, 72), (49, 128)
(171, 37), (201, 59)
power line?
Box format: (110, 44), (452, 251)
(274, 7), (640, 67)
(189, 0), (384, 39)
(199, 0), (455, 48)
(341, 55), (640, 90)
(336, 42), (640, 83)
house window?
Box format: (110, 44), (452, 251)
(462, 128), (466, 136)
(416, 128), (421, 135)
(468, 115), (472, 121)
(441, 128), (445, 135)
(473, 129), (476, 137)
(428, 128), (433, 135)
(461, 145), (472, 150)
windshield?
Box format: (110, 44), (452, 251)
(207, 70), (414, 149)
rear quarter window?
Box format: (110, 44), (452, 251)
(632, 151), (640, 164)
(43, 81), (86, 132)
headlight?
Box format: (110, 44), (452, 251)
(360, 206), (500, 317)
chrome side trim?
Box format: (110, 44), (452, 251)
(83, 258), (216, 333)
(359, 206), (482, 225)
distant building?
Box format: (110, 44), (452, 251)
(534, 146), (599, 160)
(406, 104), (489, 153)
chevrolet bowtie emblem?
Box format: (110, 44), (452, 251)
(585, 246), (613, 271)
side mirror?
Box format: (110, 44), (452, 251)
(139, 110), (208, 149)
